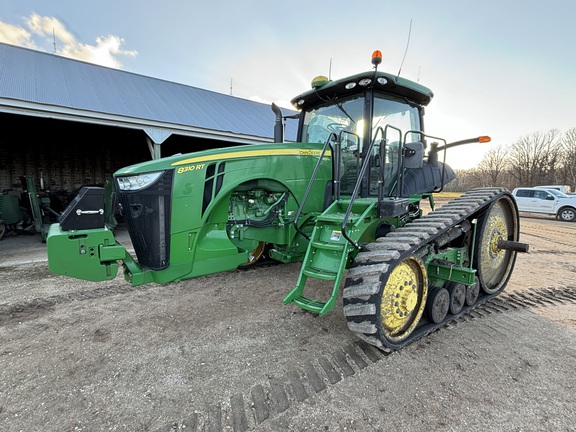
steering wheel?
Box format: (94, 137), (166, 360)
(326, 122), (344, 132)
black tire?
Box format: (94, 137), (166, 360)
(558, 207), (576, 222)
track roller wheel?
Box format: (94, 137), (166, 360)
(474, 194), (520, 294)
(377, 256), (428, 344)
(465, 277), (480, 306)
(425, 287), (450, 324)
(447, 282), (466, 315)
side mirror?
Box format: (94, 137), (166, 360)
(404, 142), (424, 169)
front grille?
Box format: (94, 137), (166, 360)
(117, 170), (173, 270)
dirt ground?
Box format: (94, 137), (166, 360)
(0, 202), (575, 432)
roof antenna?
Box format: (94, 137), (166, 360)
(52, 28), (59, 55)
(328, 58), (332, 80)
(229, 77), (233, 96)
(397, 19), (413, 78)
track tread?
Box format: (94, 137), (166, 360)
(343, 187), (516, 351)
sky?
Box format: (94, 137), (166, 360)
(1, 0), (575, 169)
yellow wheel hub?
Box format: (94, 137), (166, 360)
(404, 290), (418, 311)
(380, 257), (428, 342)
(485, 216), (506, 261)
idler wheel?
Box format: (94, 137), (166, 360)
(474, 195), (520, 295)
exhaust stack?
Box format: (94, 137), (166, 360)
(271, 103), (284, 143)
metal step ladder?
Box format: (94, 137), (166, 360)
(283, 199), (374, 316)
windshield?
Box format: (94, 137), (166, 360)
(301, 93), (421, 146)
(301, 95), (363, 148)
(545, 189), (569, 198)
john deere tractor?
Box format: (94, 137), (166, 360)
(47, 51), (528, 351)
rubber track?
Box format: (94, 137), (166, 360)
(342, 187), (517, 352)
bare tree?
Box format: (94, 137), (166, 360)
(474, 145), (509, 187)
(444, 168), (480, 192)
(444, 128), (576, 192)
(560, 128), (576, 189)
(508, 129), (561, 186)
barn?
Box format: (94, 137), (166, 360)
(0, 42), (298, 205)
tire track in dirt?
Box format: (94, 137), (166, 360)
(156, 286), (576, 431)
(3, 281), (572, 431)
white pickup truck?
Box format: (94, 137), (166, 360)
(512, 187), (576, 222)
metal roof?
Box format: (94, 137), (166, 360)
(0, 42), (298, 144)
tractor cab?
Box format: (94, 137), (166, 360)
(300, 89), (422, 197)
(290, 51), (453, 203)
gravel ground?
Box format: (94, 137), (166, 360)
(0, 209), (575, 432)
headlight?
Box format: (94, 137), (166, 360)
(117, 171), (163, 191)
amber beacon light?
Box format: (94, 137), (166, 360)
(371, 50), (382, 67)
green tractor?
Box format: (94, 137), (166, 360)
(47, 51), (528, 351)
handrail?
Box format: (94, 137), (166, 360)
(334, 130), (361, 200)
(376, 125), (402, 202)
(340, 131), (380, 248)
(292, 133), (338, 241)
(373, 126), (386, 206)
(339, 124), (404, 246)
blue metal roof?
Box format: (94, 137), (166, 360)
(0, 42), (298, 144)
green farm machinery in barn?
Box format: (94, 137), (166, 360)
(46, 51), (528, 350)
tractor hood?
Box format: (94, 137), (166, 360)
(114, 142), (327, 177)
